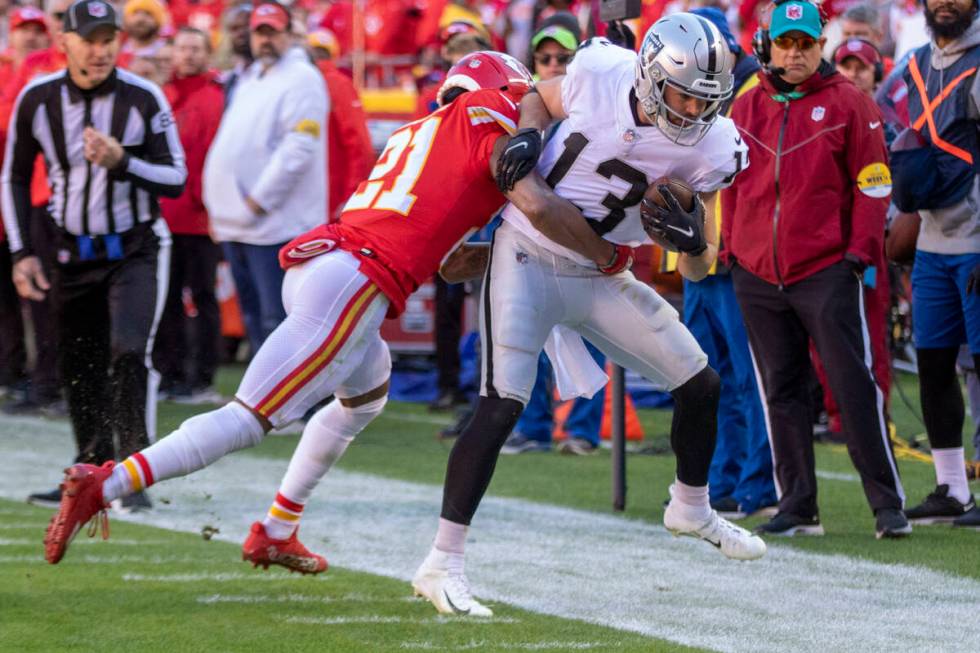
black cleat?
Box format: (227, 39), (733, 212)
(875, 508), (912, 539)
(118, 491), (153, 513)
(754, 512), (825, 536)
(904, 485), (976, 524)
(27, 487), (63, 508)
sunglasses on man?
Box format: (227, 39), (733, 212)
(534, 53), (573, 66)
(772, 34), (818, 51)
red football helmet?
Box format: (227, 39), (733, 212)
(437, 51), (534, 107)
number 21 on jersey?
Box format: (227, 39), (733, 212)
(344, 117), (442, 215)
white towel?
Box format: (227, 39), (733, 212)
(544, 325), (608, 401)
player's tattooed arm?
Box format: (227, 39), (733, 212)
(439, 243), (490, 283)
(676, 190), (720, 282)
(491, 136), (616, 267)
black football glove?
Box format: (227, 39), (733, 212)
(495, 128), (543, 192)
(968, 263), (980, 295)
(606, 21), (636, 50)
(640, 186), (707, 256)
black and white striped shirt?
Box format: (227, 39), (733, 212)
(1, 67), (186, 259)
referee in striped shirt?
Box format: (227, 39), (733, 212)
(1, 0), (186, 508)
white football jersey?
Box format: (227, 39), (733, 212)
(501, 38), (749, 264)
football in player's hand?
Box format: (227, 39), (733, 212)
(640, 177), (696, 252)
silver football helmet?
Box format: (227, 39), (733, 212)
(635, 12), (734, 145)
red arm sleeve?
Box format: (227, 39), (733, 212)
(333, 80), (375, 204)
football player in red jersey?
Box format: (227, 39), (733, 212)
(42, 51), (635, 572)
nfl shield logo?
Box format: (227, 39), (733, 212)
(811, 106), (825, 121)
(786, 4), (803, 20)
(469, 58), (482, 69)
(88, 1), (107, 17)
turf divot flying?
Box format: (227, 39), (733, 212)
(3, 415), (979, 653)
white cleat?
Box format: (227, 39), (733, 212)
(664, 501), (767, 561)
(411, 548), (493, 617)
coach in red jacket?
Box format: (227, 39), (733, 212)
(721, 0), (908, 539)
(155, 26), (224, 401)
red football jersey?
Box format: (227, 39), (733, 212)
(280, 88), (518, 317)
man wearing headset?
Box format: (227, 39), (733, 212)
(721, 0), (910, 539)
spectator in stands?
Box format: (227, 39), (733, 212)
(500, 17), (604, 455)
(169, 0), (225, 35)
(723, 0), (910, 539)
(203, 1), (327, 354)
(655, 6), (776, 516)
(528, 22), (575, 80)
(122, 0), (168, 58)
(1, 7), (49, 74)
(896, 0), (980, 528)
(221, 2), (253, 104)
(156, 27), (224, 404)
(307, 28), (374, 221)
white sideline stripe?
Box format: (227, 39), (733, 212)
(400, 642), (619, 651)
(285, 615), (520, 626)
(377, 411), (454, 427)
(0, 523), (51, 529)
(816, 470), (860, 483)
(0, 538), (32, 545)
(0, 554), (209, 564)
(196, 593), (416, 604)
(2, 415), (980, 653)
(123, 572), (318, 583)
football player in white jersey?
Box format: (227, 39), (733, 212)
(411, 13), (766, 618)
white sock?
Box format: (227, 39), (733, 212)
(669, 479), (712, 521)
(102, 402), (264, 503)
(933, 447), (970, 504)
(262, 396), (387, 540)
(434, 518), (469, 555)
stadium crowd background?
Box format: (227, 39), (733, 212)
(0, 0), (977, 532)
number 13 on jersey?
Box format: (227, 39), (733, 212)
(344, 117), (442, 215)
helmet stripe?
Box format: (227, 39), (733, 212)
(694, 16), (718, 80)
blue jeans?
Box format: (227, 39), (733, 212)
(684, 274), (776, 513)
(222, 241), (287, 354)
(515, 340), (606, 447)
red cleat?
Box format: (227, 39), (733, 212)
(44, 462), (114, 564)
(242, 522), (327, 575)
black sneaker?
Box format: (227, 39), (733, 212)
(27, 487), (62, 508)
(710, 497), (747, 521)
(118, 491), (153, 513)
(875, 508), (912, 539)
(904, 485), (976, 524)
(754, 512), (825, 536)
(952, 505), (980, 529)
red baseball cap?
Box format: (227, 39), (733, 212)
(250, 2), (289, 32)
(834, 39), (881, 68)
(10, 6), (48, 32)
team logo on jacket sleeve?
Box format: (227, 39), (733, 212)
(856, 162), (892, 198)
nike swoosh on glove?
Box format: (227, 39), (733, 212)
(496, 128), (543, 192)
(640, 185), (707, 256)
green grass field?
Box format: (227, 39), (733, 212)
(1, 364), (977, 652)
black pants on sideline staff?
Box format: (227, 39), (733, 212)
(0, 241), (26, 388)
(732, 261), (904, 517)
(53, 221), (169, 465)
(154, 234), (221, 391)
(0, 210), (61, 398)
